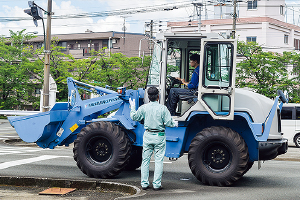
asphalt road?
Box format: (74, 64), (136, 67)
(0, 119), (300, 199)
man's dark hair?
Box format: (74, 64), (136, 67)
(190, 53), (200, 64)
(148, 86), (159, 102)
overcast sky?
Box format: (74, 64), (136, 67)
(0, 0), (299, 37)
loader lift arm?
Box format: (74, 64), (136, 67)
(8, 78), (124, 149)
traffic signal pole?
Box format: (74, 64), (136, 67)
(42, 0), (52, 112)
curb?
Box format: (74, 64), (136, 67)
(0, 176), (141, 197)
(1, 138), (142, 197)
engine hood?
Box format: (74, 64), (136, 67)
(234, 88), (274, 123)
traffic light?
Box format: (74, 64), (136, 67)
(24, 1), (43, 27)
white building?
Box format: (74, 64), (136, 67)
(167, 0), (300, 54)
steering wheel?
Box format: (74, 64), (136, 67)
(166, 75), (182, 95)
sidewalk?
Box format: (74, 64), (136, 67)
(0, 176), (141, 200)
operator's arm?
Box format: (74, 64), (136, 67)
(177, 77), (189, 86)
(130, 105), (145, 122)
(187, 66), (199, 89)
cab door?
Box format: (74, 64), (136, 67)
(198, 39), (237, 120)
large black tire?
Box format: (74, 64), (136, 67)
(188, 126), (249, 186)
(242, 161), (254, 176)
(124, 146), (143, 171)
(73, 122), (131, 178)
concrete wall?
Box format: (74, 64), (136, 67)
(239, 0), (285, 22)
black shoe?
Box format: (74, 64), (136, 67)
(153, 186), (163, 191)
(142, 186), (149, 190)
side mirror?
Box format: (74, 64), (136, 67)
(277, 90), (288, 103)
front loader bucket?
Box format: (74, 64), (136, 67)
(8, 103), (69, 143)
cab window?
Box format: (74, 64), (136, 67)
(203, 43), (233, 88)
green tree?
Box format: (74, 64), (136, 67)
(236, 41), (293, 99)
(35, 39), (151, 101)
(0, 30), (40, 110)
(34, 38), (105, 102)
(85, 52), (151, 90)
(287, 51), (300, 103)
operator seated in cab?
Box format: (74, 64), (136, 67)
(166, 53), (200, 116)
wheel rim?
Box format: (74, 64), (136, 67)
(202, 142), (232, 172)
(86, 136), (113, 164)
(295, 136), (300, 147)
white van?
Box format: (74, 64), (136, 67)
(281, 103), (300, 147)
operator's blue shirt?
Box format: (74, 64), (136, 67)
(130, 101), (175, 132)
(187, 66), (199, 89)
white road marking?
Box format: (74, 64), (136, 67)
(0, 146), (43, 155)
(0, 135), (18, 137)
(0, 128), (15, 130)
(0, 155), (69, 170)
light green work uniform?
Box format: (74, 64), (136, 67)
(130, 101), (175, 189)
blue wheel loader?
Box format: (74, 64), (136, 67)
(8, 32), (288, 186)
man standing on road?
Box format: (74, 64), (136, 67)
(129, 87), (177, 191)
(166, 53), (200, 116)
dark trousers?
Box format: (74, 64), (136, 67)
(166, 88), (196, 116)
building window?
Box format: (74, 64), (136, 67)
(280, 5), (284, 15)
(294, 39), (300, 50)
(58, 41), (67, 51)
(37, 42), (43, 49)
(284, 35), (289, 44)
(94, 43), (99, 51)
(103, 40), (108, 48)
(247, 0), (257, 10)
(78, 43), (81, 49)
(35, 88), (41, 95)
(246, 36), (257, 42)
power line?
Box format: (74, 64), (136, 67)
(0, 1), (193, 22)
(1, 1), (298, 23)
(1, 0), (299, 32)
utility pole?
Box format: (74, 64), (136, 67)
(149, 20), (153, 55)
(122, 16), (127, 45)
(205, 3), (208, 20)
(42, 0), (52, 112)
(144, 20), (154, 56)
(24, 0), (52, 112)
(193, 3), (203, 33)
(232, 0), (237, 39)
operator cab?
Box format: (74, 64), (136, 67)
(147, 32), (237, 120)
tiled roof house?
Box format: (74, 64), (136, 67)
(28, 31), (150, 58)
